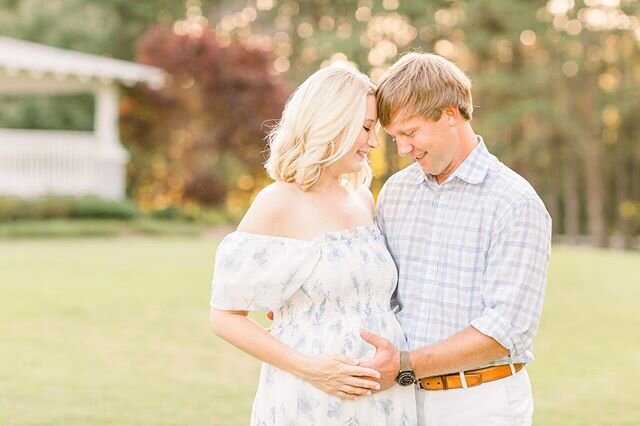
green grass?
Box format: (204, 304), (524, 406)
(0, 237), (258, 425)
(1, 240), (639, 425)
(0, 219), (204, 238)
(530, 246), (640, 425)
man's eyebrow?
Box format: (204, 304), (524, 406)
(398, 127), (417, 134)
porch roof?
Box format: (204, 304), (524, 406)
(0, 36), (165, 89)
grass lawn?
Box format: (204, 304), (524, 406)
(0, 219), (204, 238)
(1, 238), (639, 425)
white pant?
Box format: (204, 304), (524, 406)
(415, 368), (533, 426)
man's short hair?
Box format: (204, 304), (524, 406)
(376, 52), (473, 126)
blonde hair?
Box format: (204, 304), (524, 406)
(265, 66), (375, 191)
(376, 52), (473, 126)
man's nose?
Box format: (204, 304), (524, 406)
(395, 138), (412, 156)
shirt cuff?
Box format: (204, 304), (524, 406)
(470, 308), (520, 356)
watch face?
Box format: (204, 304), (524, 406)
(396, 371), (416, 386)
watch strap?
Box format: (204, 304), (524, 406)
(399, 351), (412, 372)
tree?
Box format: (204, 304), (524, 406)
(230, 0), (640, 247)
(120, 24), (289, 211)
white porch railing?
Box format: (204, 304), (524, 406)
(0, 128), (128, 200)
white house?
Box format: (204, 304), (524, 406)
(0, 36), (165, 200)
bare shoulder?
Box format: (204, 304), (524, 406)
(236, 181), (300, 235)
(354, 185), (375, 215)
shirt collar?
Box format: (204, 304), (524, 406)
(412, 135), (491, 185)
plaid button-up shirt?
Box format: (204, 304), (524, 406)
(376, 137), (552, 365)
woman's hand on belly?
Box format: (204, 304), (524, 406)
(297, 355), (382, 400)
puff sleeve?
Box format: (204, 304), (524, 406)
(210, 232), (322, 311)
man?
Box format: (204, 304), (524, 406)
(359, 53), (552, 425)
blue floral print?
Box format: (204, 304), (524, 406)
(211, 225), (417, 425)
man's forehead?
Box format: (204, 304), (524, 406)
(385, 115), (421, 132)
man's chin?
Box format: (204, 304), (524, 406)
(415, 159), (444, 178)
(416, 162), (435, 175)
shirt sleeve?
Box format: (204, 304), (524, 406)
(470, 196), (552, 357)
(210, 233), (322, 311)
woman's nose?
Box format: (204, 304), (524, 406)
(368, 132), (379, 148)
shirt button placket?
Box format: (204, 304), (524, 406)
(432, 186), (444, 278)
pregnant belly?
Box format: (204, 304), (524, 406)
(271, 310), (407, 360)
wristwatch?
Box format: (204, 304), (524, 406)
(395, 351), (416, 386)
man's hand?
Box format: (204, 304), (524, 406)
(359, 329), (401, 392)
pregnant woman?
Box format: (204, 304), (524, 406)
(210, 66), (416, 425)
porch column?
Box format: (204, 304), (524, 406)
(94, 83), (128, 200)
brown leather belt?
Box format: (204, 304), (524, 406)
(418, 363), (524, 391)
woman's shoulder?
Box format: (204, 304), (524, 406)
(236, 181), (303, 236)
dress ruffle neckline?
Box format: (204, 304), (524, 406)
(230, 223), (380, 243)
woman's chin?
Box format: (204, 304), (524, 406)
(335, 159), (365, 175)
(346, 163), (364, 174)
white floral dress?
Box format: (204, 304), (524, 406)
(210, 224), (417, 426)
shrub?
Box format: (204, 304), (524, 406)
(73, 197), (138, 220)
(0, 197), (25, 221)
(28, 197), (75, 219)
(0, 196), (138, 222)
(149, 205), (181, 220)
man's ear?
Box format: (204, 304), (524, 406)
(443, 106), (459, 126)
